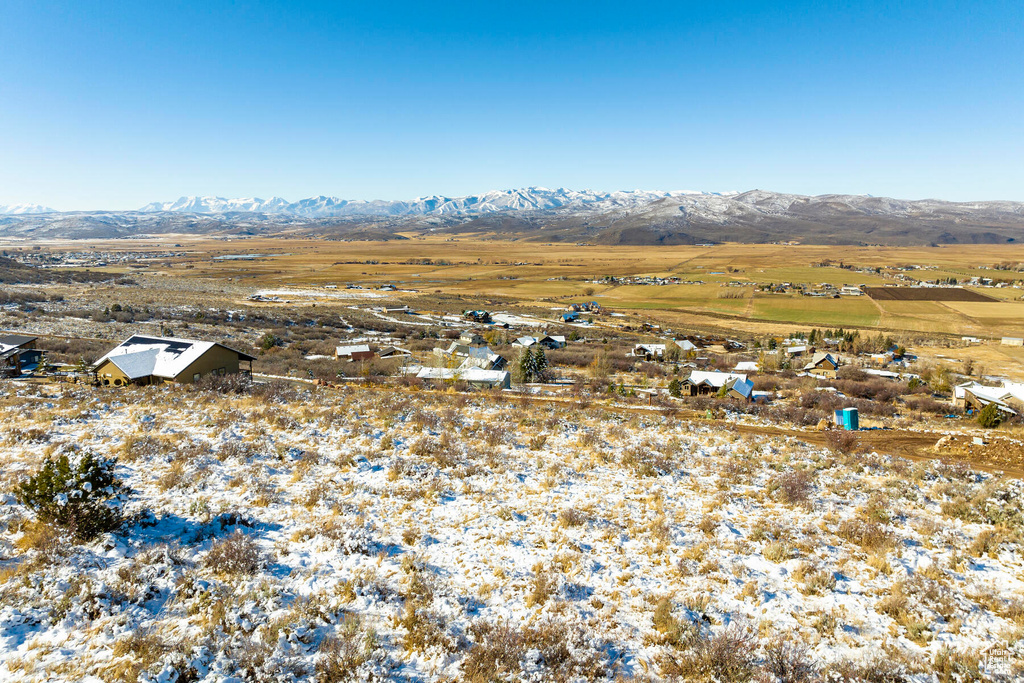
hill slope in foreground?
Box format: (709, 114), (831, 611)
(1, 382), (1021, 680)
(2, 189), (1024, 245)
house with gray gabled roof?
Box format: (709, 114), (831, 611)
(803, 352), (840, 379)
(93, 334), (256, 387)
(681, 371), (749, 397)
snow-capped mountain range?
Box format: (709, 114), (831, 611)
(3, 188), (1024, 245)
(0, 203), (56, 215)
(137, 188), (732, 217)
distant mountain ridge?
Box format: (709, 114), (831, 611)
(2, 188), (1024, 246)
(0, 203), (56, 215)
(137, 188), (728, 217)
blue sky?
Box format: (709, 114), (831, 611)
(1, 1), (1022, 209)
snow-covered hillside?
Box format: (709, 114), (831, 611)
(0, 382), (1021, 681)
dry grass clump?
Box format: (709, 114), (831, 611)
(409, 435), (458, 468)
(3, 427), (50, 445)
(298, 480), (330, 509)
(876, 584), (932, 645)
(462, 619), (608, 683)
(651, 597), (692, 646)
(824, 654), (909, 682)
(930, 647), (983, 683)
(836, 519), (897, 554)
(793, 561), (837, 595)
(526, 563), (558, 608)
(103, 630), (169, 683)
(203, 529), (264, 575)
(117, 433), (166, 463)
(399, 603), (456, 654)
(478, 424), (509, 447)
(659, 625), (758, 682)
(968, 527), (1005, 558)
(216, 439), (261, 462)
(558, 507), (589, 528)
(397, 555), (456, 654)
(621, 443), (672, 477)
(157, 460), (188, 491)
(316, 614), (379, 681)
(763, 540), (793, 563)
(13, 518), (67, 556)
(528, 434), (548, 450)
(900, 574), (957, 621)
(769, 469), (815, 508)
(824, 429), (860, 455)
(762, 637), (818, 683)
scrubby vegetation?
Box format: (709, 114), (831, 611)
(0, 380), (1021, 681)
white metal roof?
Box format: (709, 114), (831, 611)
(686, 371), (747, 387)
(94, 335), (213, 379)
(336, 344), (371, 356)
(416, 366), (509, 385)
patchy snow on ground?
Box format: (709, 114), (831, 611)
(0, 382), (1022, 682)
(256, 289), (386, 300)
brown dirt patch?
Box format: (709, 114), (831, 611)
(864, 287), (996, 302)
(932, 433), (1024, 475)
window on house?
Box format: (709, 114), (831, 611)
(217, 367), (226, 375)
(193, 373), (201, 382)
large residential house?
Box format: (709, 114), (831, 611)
(803, 352), (840, 379)
(433, 341), (507, 371)
(629, 343), (667, 361)
(93, 334), (256, 387)
(681, 371), (753, 400)
(0, 334), (38, 377)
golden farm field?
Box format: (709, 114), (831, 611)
(750, 294), (880, 327)
(941, 301), (1024, 336)
(17, 236), (1024, 338)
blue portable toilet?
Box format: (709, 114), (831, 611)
(834, 407), (858, 430)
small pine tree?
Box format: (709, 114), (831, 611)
(976, 403), (1002, 429)
(259, 332), (279, 351)
(668, 378), (681, 398)
(532, 348), (548, 381)
(15, 451), (128, 541)
(514, 348), (534, 384)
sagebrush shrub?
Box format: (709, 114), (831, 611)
(772, 470), (814, 507)
(659, 625), (758, 682)
(824, 429), (860, 455)
(203, 529), (264, 575)
(15, 451), (128, 541)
